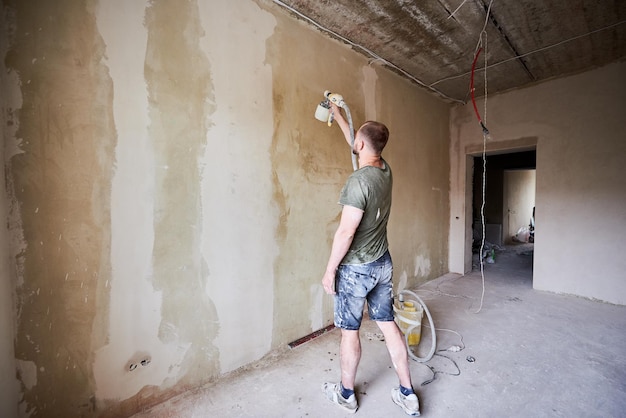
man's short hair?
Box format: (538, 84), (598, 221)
(359, 121), (389, 154)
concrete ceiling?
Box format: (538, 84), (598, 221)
(274, 0), (626, 103)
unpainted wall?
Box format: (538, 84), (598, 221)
(0, 0), (451, 416)
(503, 169), (535, 243)
(1, 3), (20, 416)
(376, 68), (450, 289)
(449, 60), (626, 305)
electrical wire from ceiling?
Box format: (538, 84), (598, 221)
(471, 0), (494, 315)
(474, 36), (488, 315)
(469, 0), (493, 134)
(271, 0), (465, 104)
(447, 0), (472, 20)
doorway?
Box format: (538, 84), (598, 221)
(471, 150), (536, 274)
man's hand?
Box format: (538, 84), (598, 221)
(322, 270), (336, 295)
(329, 102), (353, 147)
(322, 205), (363, 296)
(329, 101), (341, 116)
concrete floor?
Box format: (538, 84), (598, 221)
(132, 244), (626, 417)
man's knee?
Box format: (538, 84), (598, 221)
(376, 321), (405, 344)
(341, 328), (360, 342)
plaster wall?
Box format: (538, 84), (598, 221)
(449, 61), (626, 305)
(0, 0), (451, 416)
(377, 70), (451, 290)
(267, 1), (450, 353)
(0, 12), (20, 412)
(0, 155), (18, 418)
(503, 169), (535, 243)
(1, 3), (20, 416)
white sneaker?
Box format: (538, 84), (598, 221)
(322, 382), (357, 413)
(391, 387), (420, 416)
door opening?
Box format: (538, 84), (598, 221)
(471, 150), (536, 279)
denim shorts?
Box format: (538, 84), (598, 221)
(334, 251), (394, 330)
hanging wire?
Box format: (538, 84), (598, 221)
(472, 0), (494, 314)
(475, 0), (494, 53)
(447, 0), (472, 20)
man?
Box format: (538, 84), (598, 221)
(321, 102), (420, 416)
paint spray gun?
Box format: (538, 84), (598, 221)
(314, 90), (345, 126)
(314, 90), (358, 171)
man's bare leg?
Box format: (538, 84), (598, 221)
(376, 320), (412, 387)
(340, 329), (361, 390)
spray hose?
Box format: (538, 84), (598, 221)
(341, 103), (358, 171)
(394, 290), (437, 363)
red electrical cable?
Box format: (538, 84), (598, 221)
(470, 47), (489, 135)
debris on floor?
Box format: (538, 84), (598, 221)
(365, 332), (385, 341)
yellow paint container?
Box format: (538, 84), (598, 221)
(395, 301), (423, 346)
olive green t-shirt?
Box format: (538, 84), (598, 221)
(338, 159), (392, 265)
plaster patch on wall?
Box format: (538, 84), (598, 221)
(92, 0), (216, 403)
(93, 0), (179, 401)
(199, 0), (277, 373)
(16, 360), (36, 391)
(1, 0), (25, 295)
(309, 284), (324, 331)
(414, 254), (431, 278)
(362, 65), (378, 121)
(397, 270), (409, 293)
(6, 0), (116, 414)
(144, 0), (221, 391)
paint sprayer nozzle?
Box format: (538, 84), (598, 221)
(324, 90), (345, 108)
